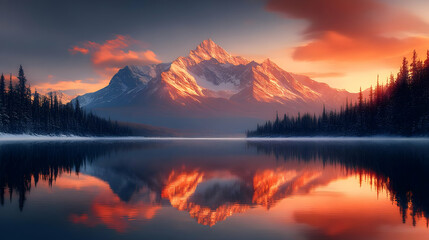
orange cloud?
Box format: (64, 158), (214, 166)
(69, 46), (89, 55)
(67, 35), (162, 90)
(293, 31), (429, 63)
(33, 79), (109, 97)
(266, 0), (429, 63)
(72, 35), (161, 70)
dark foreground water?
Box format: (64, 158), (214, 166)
(0, 138), (429, 240)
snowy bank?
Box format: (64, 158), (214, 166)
(0, 134), (429, 143)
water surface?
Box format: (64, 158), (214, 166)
(0, 139), (428, 239)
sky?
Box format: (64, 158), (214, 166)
(1, 0), (429, 95)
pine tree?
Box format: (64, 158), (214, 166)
(358, 87), (363, 108)
(0, 74), (4, 128)
(411, 50), (418, 81)
(369, 85), (373, 106)
(17, 65), (27, 100)
(32, 90), (40, 131)
(7, 74), (17, 132)
(376, 75), (380, 103)
(399, 57), (409, 85)
(0, 74), (5, 104)
(16, 66), (32, 129)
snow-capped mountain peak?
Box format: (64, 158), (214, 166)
(188, 39), (249, 65)
(261, 58), (277, 67)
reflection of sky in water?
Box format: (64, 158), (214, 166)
(0, 140), (429, 240)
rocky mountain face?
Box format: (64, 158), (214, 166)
(74, 39), (358, 135)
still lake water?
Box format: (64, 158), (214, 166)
(0, 138), (429, 240)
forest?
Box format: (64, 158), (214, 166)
(248, 51), (429, 137)
(0, 66), (131, 136)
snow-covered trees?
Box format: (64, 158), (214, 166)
(0, 66), (131, 136)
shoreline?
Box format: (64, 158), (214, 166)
(1, 133), (429, 142)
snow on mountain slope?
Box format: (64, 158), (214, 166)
(231, 59), (321, 104)
(77, 63), (169, 107)
(187, 59), (258, 97)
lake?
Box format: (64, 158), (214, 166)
(0, 138), (428, 239)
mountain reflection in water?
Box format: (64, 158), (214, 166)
(0, 139), (428, 239)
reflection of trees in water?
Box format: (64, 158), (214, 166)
(248, 141), (429, 226)
(2, 140), (429, 228)
(0, 142), (143, 211)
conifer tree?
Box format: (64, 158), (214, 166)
(0, 74), (5, 104)
(247, 50), (429, 137)
(0, 74), (4, 128)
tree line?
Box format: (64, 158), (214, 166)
(248, 51), (429, 137)
(0, 66), (131, 136)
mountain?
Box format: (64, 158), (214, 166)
(44, 90), (75, 103)
(74, 39), (359, 135)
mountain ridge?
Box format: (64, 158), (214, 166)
(74, 39), (360, 135)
